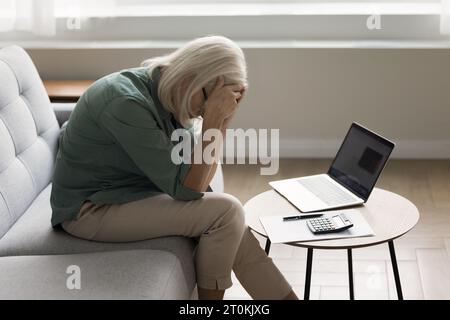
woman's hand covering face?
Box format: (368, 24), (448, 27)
(201, 76), (245, 120)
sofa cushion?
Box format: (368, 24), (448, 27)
(0, 250), (193, 299)
(0, 184), (197, 290)
(0, 46), (60, 238)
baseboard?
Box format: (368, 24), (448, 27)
(281, 139), (450, 159)
(222, 138), (450, 161)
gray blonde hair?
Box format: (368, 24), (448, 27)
(142, 35), (248, 128)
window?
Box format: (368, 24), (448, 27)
(0, 1), (449, 48)
(54, 1), (442, 17)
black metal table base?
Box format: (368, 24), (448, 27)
(264, 238), (271, 255)
(388, 240), (403, 300)
(264, 239), (403, 300)
(304, 248), (313, 300)
(348, 248), (354, 300)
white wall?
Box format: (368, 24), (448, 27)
(27, 48), (450, 158)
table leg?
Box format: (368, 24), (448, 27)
(304, 248), (314, 300)
(264, 238), (271, 255)
(388, 240), (403, 300)
(347, 249), (354, 300)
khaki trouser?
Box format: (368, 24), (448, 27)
(62, 192), (292, 299)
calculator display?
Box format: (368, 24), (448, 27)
(332, 215), (345, 228)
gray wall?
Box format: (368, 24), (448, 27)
(27, 48), (450, 158)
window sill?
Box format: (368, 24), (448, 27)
(55, 2), (441, 18)
(6, 39), (450, 50)
(2, 3), (448, 47)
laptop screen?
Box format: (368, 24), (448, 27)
(327, 123), (395, 201)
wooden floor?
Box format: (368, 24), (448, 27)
(221, 159), (450, 300)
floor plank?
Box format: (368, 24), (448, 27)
(387, 261), (424, 300)
(416, 249), (450, 299)
(320, 286), (349, 300)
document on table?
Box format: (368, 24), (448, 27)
(259, 209), (375, 244)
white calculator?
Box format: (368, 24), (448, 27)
(307, 213), (353, 234)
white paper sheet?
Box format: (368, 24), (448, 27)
(259, 209), (375, 244)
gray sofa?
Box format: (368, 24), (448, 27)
(0, 46), (224, 299)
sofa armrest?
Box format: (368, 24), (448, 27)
(52, 102), (76, 127)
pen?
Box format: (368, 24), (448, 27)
(282, 213), (323, 221)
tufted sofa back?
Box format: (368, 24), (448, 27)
(0, 46), (60, 238)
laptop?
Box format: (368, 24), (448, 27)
(269, 122), (395, 213)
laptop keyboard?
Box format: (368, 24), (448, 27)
(297, 177), (357, 206)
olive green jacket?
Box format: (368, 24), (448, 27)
(50, 67), (203, 226)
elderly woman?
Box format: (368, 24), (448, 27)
(50, 36), (297, 300)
